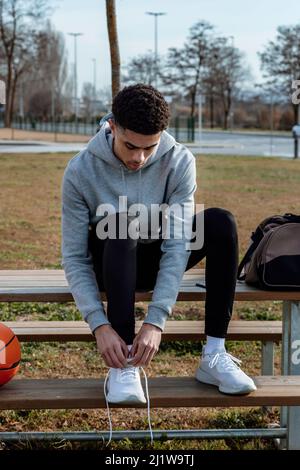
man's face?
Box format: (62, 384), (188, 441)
(109, 119), (161, 171)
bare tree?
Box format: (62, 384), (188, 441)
(81, 82), (96, 118)
(22, 21), (68, 119)
(61, 75), (74, 117)
(211, 38), (250, 129)
(0, 0), (50, 126)
(98, 85), (112, 113)
(106, 0), (120, 99)
(201, 41), (221, 128)
(124, 52), (156, 86)
(259, 24), (300, 124)
(163, 21), (214, 118)
(163, 21), (251, 126)
(33, 22), (68, 117)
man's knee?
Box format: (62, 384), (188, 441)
(195, 207), (237, 239)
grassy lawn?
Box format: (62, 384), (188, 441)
(0, 151), (299, 450)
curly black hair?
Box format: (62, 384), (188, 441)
(112, 83), (170, 135)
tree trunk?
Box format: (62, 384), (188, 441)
(106, 0), (121, 99)
(292, 103), (299, 125)
(209, 93), (214, 128)
(223, 88), (232, 130)
(9, 71), (18, 126)
(223, 108), (229, 130)
(190, 86), (197, 119)
(4, 61), (13, 127)
(227, 89), (232, 129)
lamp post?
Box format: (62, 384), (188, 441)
(145, 11), (166, 88)
(196, 94), (204, 144)
(229, 35), (235, 131)
(92, 58), (97, 116)
(92, 58), (97, 97)
(68, 32), (83, 130)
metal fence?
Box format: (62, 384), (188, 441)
(0, 116), (196, 143)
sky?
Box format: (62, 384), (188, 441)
(51, 0), (300, 95)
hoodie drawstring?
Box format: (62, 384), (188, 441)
(120, 165), (127, 196)
(138, 169), (142, 211)
(119, 165), (142, 213)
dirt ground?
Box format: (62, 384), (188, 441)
(0, 128), (90, 143)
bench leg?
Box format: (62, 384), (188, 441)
(281, 300), (300, 450)
(280, 301), (289, 449)
(261, 341), (274, 375)
(261, 341), (274, 414)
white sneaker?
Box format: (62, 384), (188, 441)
(103, 360), (153, 446)
(104, 361), (147, 404)
(195, 346), (257, 395)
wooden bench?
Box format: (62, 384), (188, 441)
(1, 268), (299, 303)
(4, 319), (281, 377)
(4, 319), (282, 343)
(1, 268), (300, 449)
(1, 376), (300, 410)
(0, 376), (298, 444)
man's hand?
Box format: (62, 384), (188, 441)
(129, 323), (162, 367)
(94, 324), (128, 368)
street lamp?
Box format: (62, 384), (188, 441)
(92, 58), (97, 97)
(196, 94), (205, 144)
(92, 58), (97, 116)
(145, 11), (166, 88)
(68, 32), (83, 128)
(229, 36), (235, 131)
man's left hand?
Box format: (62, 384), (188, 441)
(129, 323), (162, 367)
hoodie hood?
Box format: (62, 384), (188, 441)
(86, 118), (176, 209)
(89, 115), (176, 170)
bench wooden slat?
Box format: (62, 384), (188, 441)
(1, 269), (300, 301)
(1, 376), (300, 409)
(0, 268), (204, 277)
(3, 320), (282, 342)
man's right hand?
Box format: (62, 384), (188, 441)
(94, 324), (128, 368)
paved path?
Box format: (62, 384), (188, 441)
(188, 131), (295, 158)
(0, 131), (298, 158)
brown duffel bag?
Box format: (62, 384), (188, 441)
(237, 213), (300, 290)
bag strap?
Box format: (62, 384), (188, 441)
(237, 228), (264, 281)
(237, 243), (256, 280)
(283, 213), (300, 223)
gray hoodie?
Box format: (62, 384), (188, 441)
(61, 121), (197, 334)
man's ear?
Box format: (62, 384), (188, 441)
(108, 118), (116, 136)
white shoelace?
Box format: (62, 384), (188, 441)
(119, 367), (138, 382)
(208, 351), (242, 371)
(103, 365), (153, 447)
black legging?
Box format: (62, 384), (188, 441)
(88, 207), (239, 344)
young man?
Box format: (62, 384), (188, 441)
(61, 84), (256, 409)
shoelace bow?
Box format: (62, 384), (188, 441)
(103, 365), (153, 447)
(208, 351), (242, 371)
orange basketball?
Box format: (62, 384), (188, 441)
(0, 323), (21, 386)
